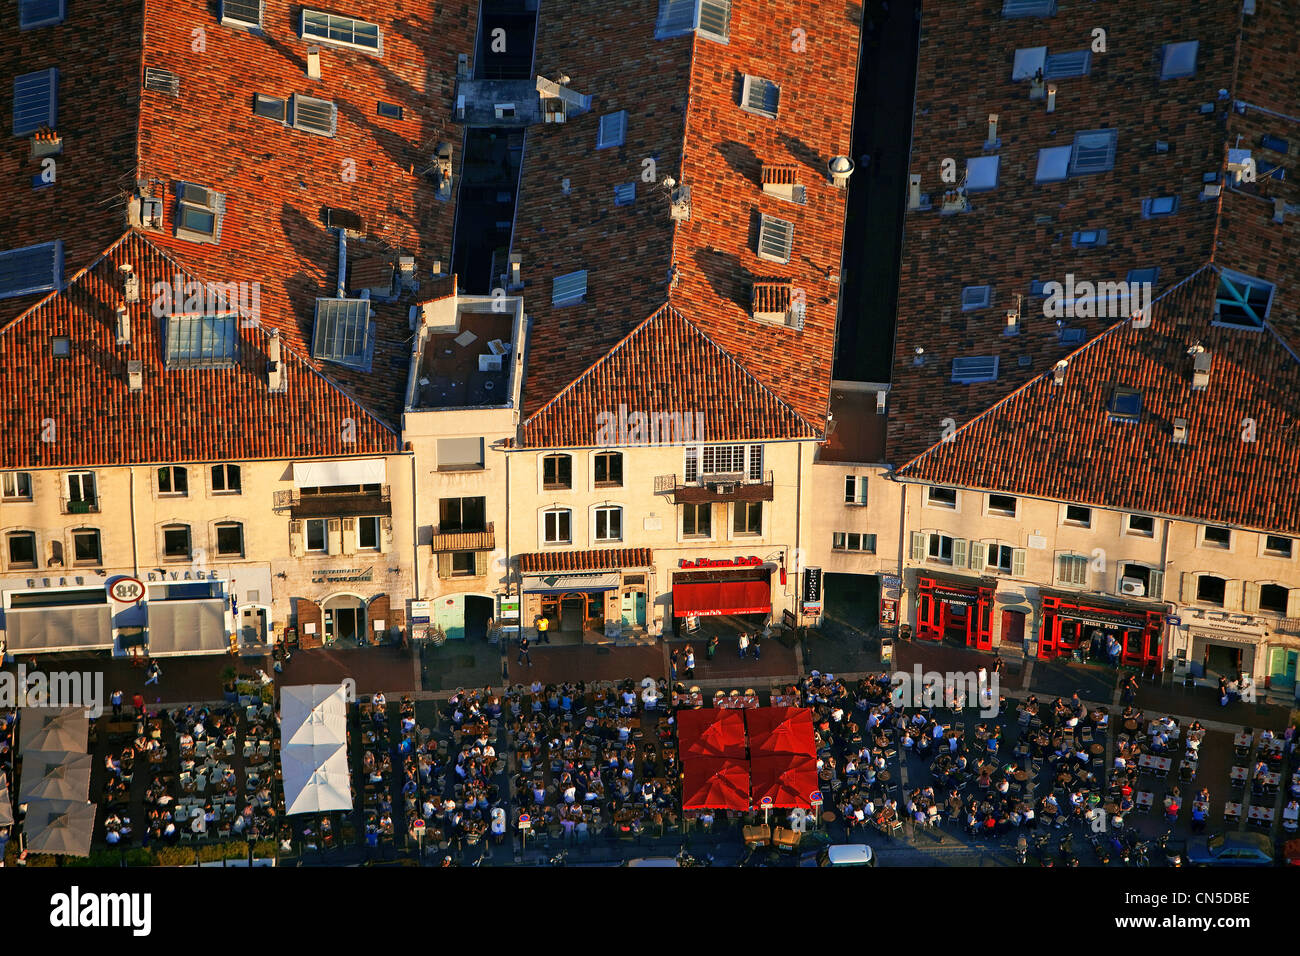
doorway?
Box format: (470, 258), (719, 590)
(334, 607), (358, 642)
(559, 594), (587, 632)
(465, 595), (494, 641)
(1203, 643), (1242, 680)
(1000, 609), (1025, 645)
(241, 607), (268, 644)
(621, 591), (647, 628)
(1268, 647), (1297, 692)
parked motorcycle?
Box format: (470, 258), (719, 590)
(1033, 833), (1054, 867)
(1058, 833), (1079, 867)
(1015, 834), (1028, 865)
(1088, 832), (1111, 865)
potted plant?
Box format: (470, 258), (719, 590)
(221, 665), (239, 703)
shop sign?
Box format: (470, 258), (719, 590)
(311, 567), (374, 584)
(1165, 615), (1182, 626)
(881, 574), (901, 590)
(108, 577), (145, 604)
(679, 556), (762, 569)
(933, 587), (977, 606)
(410, 600), (431, 625)
(802, 567), (822, 605)
(498, 596), (519, 620)
(21, 576), (89, 588)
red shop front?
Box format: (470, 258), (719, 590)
(915, 576), (994, 650)
(1038, 593), (1163, 667)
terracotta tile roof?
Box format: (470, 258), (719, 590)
(887, 1), (1242, 465)
(518, 547), (654, 574)
(888, 0), (1300, 534)
(0, 0), (143, 328)
(898, 269), (1300, 536)
(0, 232), (398, 468)
(518, 305), (816, 448)
(515, 0), (860, 446)
(1, 0), (477, 466)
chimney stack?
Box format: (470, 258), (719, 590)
(1053, 360), (1068, 385)
(908, 174), (923, 210)
(115, 305), (131, 347)
(127, 360), (143, 392)
(267, 328), (285, 393)
(119, 263), (140, 304)
(1191, 347), (1211, 390)
(985, 113), (1000, 148)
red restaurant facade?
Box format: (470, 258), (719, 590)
(1038, 591), (1163, 668)
(914, 575), (994, 650)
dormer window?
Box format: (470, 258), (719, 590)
(596, 110), (627, 150)
(0, 240), (62, 300)
(174, 183), (226, 244)
(961, 285), (991, 311)
(1141, 196), (1179, 218)
(965, 156), (999, 192)
(12, 68), (58, 136)
(757, 214), (794, 264)
(1069, 129), (1118, 176)
(1001, 0), (1056, 16)
(300, 8), (381, 54)
(219, 0), (263, 29)
(1107, 386), (1142, 421)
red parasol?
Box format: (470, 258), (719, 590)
(682, 757), (751, 810)
(676, 707), (748, 759)
(749, 753), (818, 809)
(745, 707), (816, 757)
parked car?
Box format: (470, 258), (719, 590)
(1185, 832), (1273, 867)
(801, 844), (877, 867)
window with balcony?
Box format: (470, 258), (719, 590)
(733, 501), (762, 536)
(358, 516), (380, 551)
(683, 503), (711, 537)
(2, 471), (32, 500)
(157, 466), (188, 497)
(439, 496), (486, 533)
(594, 452), (623, 488)
(543, 454), (572, 490)
(70, 528), (101, 565)
(594, 506), (623, 542)
(305, 519), (328, 553)
(7, 531), (37, 569)
(1196, 574), (1226, 607)
(162, 524), (192, 560)
(544, 509), (572, 545)
(215, 522), (244, 557)
(65, 471), (97, 512)
(211, 463), (242, 494)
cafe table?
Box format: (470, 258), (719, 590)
(1229, 765), (1249, 783)
(1233, 731), (1253, 749)
(1248, 806), (1274, 825)
(1123, 719), (1139, 733)
(1260, 772), (1281, 787)
(1088, 743), (1104, 756)
(1137, 754), (1171, 774)
(1135, 791), (1155, 808)
(1224, 802), (1243, 821)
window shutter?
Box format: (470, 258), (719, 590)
(968, 541), (986, 572)
(1057, 554), (1069, 584)
(1242, 581), (1259, 614)
(437, 551), (451, 579)
(910, 531), (926, 562)
(342, 518), (357, 555)
(1181, 572), (1193, 602)
(952, 538), (967, 569)
(1223, 579), (1242, 610)
(1148, 570), (1163, 601)
(289, 520), (303, 557)
(1073, 556), (1087, 586)
(1012, 548), (1027, 578)
(1286, 587), (1300, 619)
(474, 551), (488, 577)
(381, 516), (393, 552)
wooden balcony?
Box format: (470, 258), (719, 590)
(654, 472), (774, 504)
(273, 486), (391, 517)
(429, 522), (495, 553)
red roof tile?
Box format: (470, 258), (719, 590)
(518, 548), (654, 574)
(519, 305), (816, 448)
(0, 232), (398, 468)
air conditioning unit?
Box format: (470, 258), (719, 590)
(479, 353), (503, 372)
(1120, 577), (1145, 597)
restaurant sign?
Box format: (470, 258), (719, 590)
(932, 587), (978, 606)
(679, 556), (762, 569)
(311, 567), (374, 584)
(108, 577), (145, 604)
(410, 600), (431, 625)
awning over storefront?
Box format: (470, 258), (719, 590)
(292, 458), (386, 488)
(147, 599), (229, 654)
(672, 579), (771, 617)
(4, 604), (113, 652)
(522, 572), (621, 594)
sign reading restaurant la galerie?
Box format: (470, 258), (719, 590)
(678, 556), (762, 569)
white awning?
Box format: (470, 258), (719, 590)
(147, 599), (228, 655)
(292, 458), (386, 488)
(522, 572), (622, 594)
(5, 605), (113, 653)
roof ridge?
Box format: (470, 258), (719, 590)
(897, 262), (1215, 476)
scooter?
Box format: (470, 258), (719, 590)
(1058, 833), (1079, 867)
(1130, 840), (1150, 867)
(1033, 833), (1054, 867)
(1088, 832), (1111, 865)
(1015, 834), (1028, 865)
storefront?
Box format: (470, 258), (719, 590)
(1, 574), (120, 656)
(1186, 626), (1262, 682)
(914, 575), (993, 649)
(1039, 592), (1163, 667)
(517, 548), (654, 642)
(671, 556), (773, 635)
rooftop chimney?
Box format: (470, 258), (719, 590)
(119, 263), (140, 304)
(1053, 360), (1068, 385)
(267, 329), (286, 393)
(1191, 347), (1211, 389)
(115, 305), (131, 347)
(306, 46), (321, 80)
(1172, 417), (1189, 444)
(127, 360), (143, 392)
(827, 155), (854, 188)
(985, 113), (1000, 149)
(507, 254), (522, 291)
(875, 391), (887, 414)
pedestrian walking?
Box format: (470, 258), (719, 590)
(144, 661), (161, 686)
(536, 614), (551, 645)
(132, 693), (145, 718)
(110, 689), (124, 719)
(517, 634), (533, 667)
(670, 649), (679, 683)
(751, 633), (761, 660)
(706, 635), (718, 661)
(684, 646), (695, 679)
(738, 633), (749, 659)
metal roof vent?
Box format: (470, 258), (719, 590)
(1053, 359), (1068, 385)
(1172, 417), (1189, 444)
(827, 155), (854, 188)
(127, 360), (143, 392)
(1190, 346), (1211, 390)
